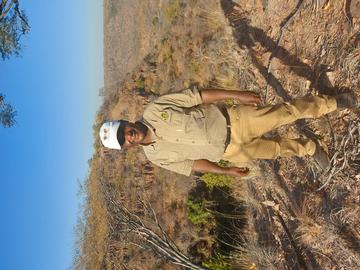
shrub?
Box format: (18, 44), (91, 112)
(164, 0), (180, 22)
(134, 76), (145, 90)
(202, 254), (231, 270)
(201, 173), (234, 190)
(187, 197), (212, 226)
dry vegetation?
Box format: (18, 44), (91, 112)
(73, 0), (360, 269)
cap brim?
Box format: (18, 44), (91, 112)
(117, 121), (126, 146)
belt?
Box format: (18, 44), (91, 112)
(220, 106), (231, 151)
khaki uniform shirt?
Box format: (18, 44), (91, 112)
(142, 88), (227, 176)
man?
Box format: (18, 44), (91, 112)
(99, 87), (359, 177)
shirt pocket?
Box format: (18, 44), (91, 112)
(184, 109), (205, 133)
(160, 108), (186, 132)
(167, 151), (182, 162)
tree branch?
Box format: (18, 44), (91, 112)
(0, 0), (15, 19)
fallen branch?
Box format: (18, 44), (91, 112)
(100, 179), (208, 270)
(276, 213), (310, 270)
(266, 194), (313, 270)
(318, 120), (360, 191)
(343, 0), (353, 27)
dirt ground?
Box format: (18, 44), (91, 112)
(76, 0), (360, 269)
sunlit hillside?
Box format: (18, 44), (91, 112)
(73, 0), (360, 269)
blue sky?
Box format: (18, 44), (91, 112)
(0, 1), (103, 269)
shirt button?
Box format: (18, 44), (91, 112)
(192, 141), (195, 143)
(176, 139), (179, 142)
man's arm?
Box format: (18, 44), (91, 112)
(192, 159), (249, 177)
(200, 89), (261, 105)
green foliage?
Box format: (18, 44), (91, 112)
(152, 16), (159, 26)
(218, 159), (231, 167)
(203, 254), (231, 270)
(109, 0), (118, 18)
(134, 75), (146, 90)
(164, 0), (180, 22)
(200, 160), (234, 190)
(224, 99), (235, 107)
(0, 94), (16, 127)
(157, 38), (174, 63)
(201, 173), (234, 190)
(0, 2), (30, 60)
(188, 59), (201, 73)
(187, 197), (212, 226)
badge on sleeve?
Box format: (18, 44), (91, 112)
(160, 111), (169, 121)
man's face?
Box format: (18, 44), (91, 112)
(121, 122), (146, 149)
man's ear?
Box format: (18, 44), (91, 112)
(135, 121), (149, 133)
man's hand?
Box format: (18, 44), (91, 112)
(224, 167), (250, 177)
(201, 89), (262, 106)
(235, 91), (261, 106)
(193, 159), (249, 177)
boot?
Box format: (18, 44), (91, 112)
(335, 92), (360, 109)
(312, 142), (330, 171)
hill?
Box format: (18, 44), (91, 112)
(74, 1), (360, 269)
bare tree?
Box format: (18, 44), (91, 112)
(100, 180), (208, 270)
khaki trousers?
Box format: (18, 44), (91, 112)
(222, 95), (337, 164)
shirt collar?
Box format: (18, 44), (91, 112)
(140, 119), (158, 146)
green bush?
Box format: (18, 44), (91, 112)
(134, 76), (145, 90)
(200, 160), (234, 190)
(187, 197), (212, 226)
(203, 254), (231, 270)
(164, 0), (180, 22)
(201, 173), (234, 190)
(152, 16), (159, 26)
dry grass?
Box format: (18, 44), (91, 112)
(75, 0), (360, 269)
(134, 0), (257, 95)
(341, 46), (360, 87)
(72, 156), (109, 270)
(164, 0), (180, 22)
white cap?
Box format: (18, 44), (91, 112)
(99, 121), (122, 150)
